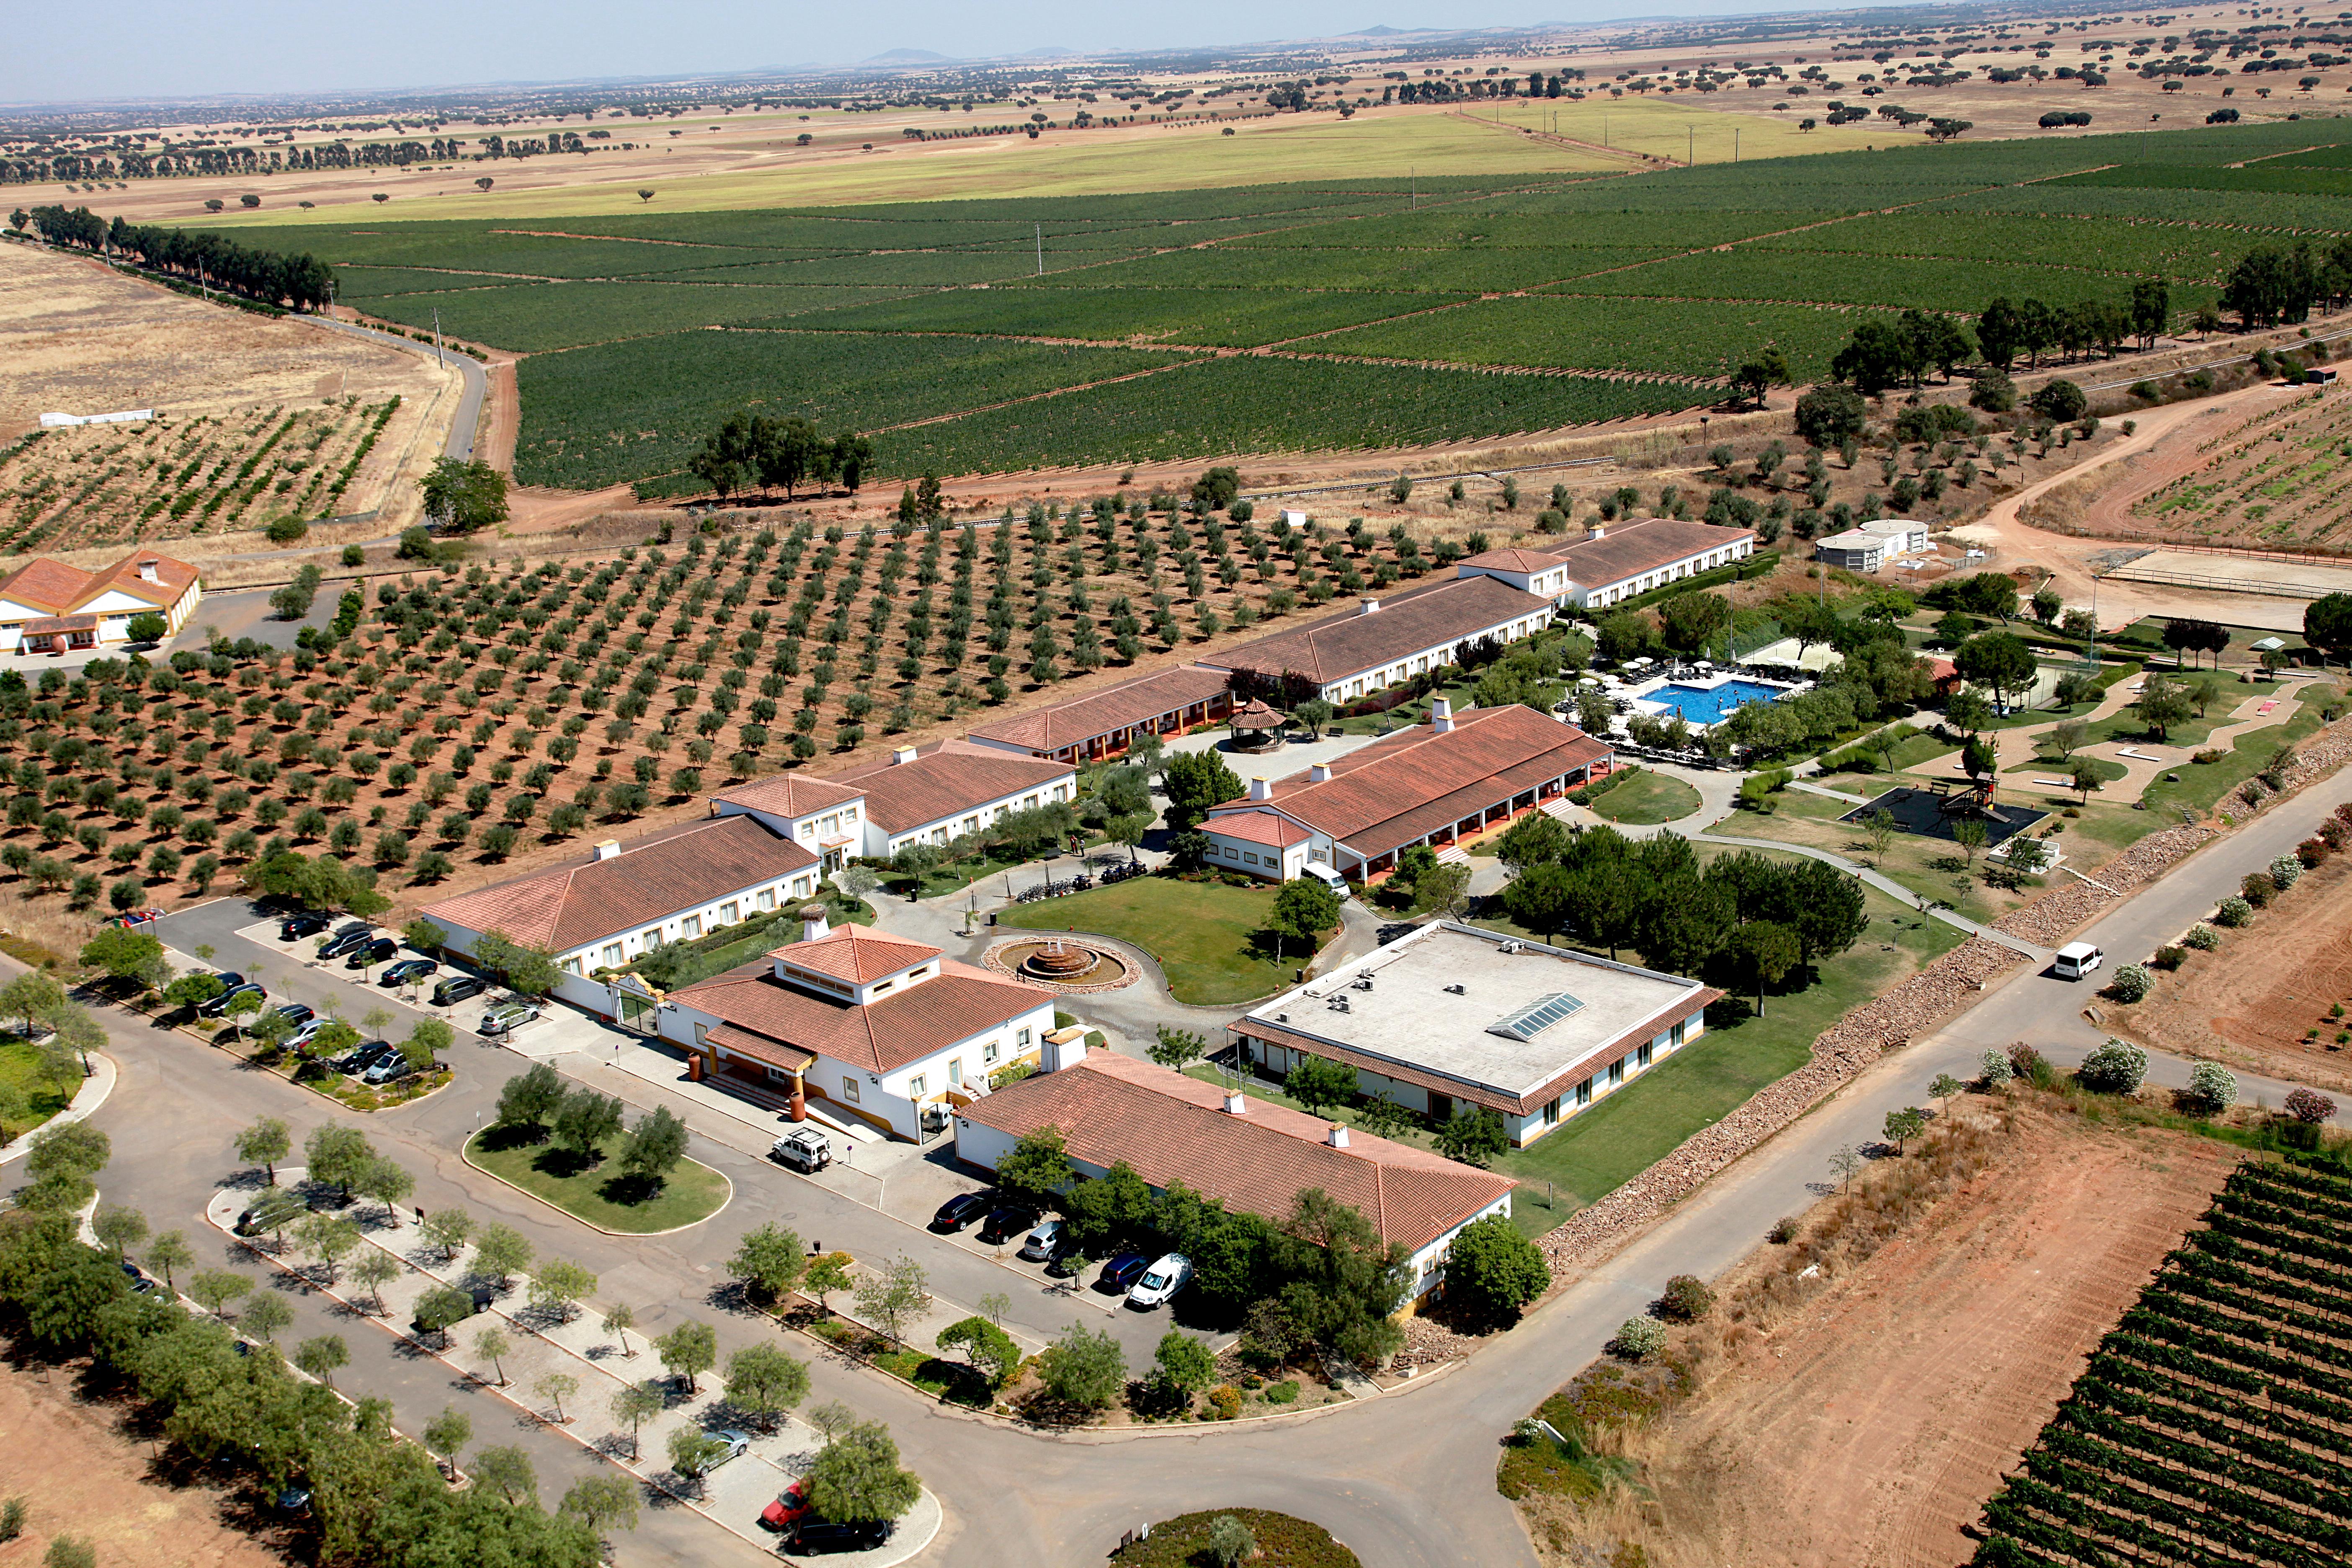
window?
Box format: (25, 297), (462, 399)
(757, 888), (776, 912)
(845, 807), (858, 822)
(962, 815), (980, 833)
(1225, 846), (1240, 860)
(792, 876), (812, 898)
(908, 966), (929, 980)
(681, 914), (701, 939)
(841, 1076), (860, 1103)
(870, 980), (894, 996)
(601, 942), (624, 967)
(1608, 1058), (1626, 1086)
(1575, 1078), (1593, 1106)
(718, 900), (739, 924)
(1016, 1026), (1032, 1049)
(1243, 852), (1259, 866)
(1671, 1018), (1688, 1046)
(1637, 1042), (1653, 1068)
(984, 1038), (1000, 1064)
(798, 822), (815, 840)
(908, 1073), (927, 1098)
(642, 927), (664, 948)
(1053, 783), (1070, 802)
(1543, 1096), (1561, 1126)
(949, 1059), (963, 1087)
(1023, 794), (1039, 810)
(562, 956), (583, 975)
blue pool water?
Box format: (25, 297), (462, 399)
(1645, 679), (1788, 725)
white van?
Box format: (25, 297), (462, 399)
(2054, 942), (2103, 981)
(1301, 860), (1349, 899)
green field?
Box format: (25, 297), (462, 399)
(465, 1127), (730, 1233)
(192, 117), (2352, 488)
(1000, 875), (1308, 1004)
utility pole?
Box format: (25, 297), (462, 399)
(431, 306), (445, 364)
(1688, 124), (1694, 165)
(1410, 165), (1416, 207)
(1034, 223), (1042, 276)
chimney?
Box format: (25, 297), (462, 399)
(891, 746), (918, 766)
(137, 558), (161, 584)
(1358, 597), (1381, 616)
(1326, 1122), (1350, 1148)
(1308, 762), (1332, 784)
(798, 903), (829, 943)
(1223, 1091), (1247, 1115)
(1248, 777), (1272, 802)
(1044, 1025), (1090, 1072)
(1431, 697), (1455, 734)
(591, 839), (622, 862)
(1585, 522), (1607, 542)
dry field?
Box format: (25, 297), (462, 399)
(1518, 1101), (2238, 1568)
(0, 241), (455, 543)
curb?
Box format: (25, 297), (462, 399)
(457, 1130), (734, 1238)
(0, 1050), (114, 1166)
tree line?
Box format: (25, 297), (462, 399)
(14, 204), (334, 310)
(686, 413), (874, 502)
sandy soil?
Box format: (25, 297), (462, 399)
(2115, 845), (2352, 1094)
(0, 1364), (287, 1568)
(1625, 1105), (2234, 1568)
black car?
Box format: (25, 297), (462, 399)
(789, 1519), (892, 1555)
(207, 970), (244, 991)
(431, 975), (489, 1008)
(199, 981), (264, 1018)
(272, 1002), (316, 1028)
(930, 1191), (996, 1233)
(334, 1040), (396, 1076)
(976, 1204), (1039, 1246)
(342, 937), (397, 969)
(319, 928), (375, 961)
(381, 958), (438, 987)
(1096, 1250), (1152, 1295)
(280, 913), (329, 941)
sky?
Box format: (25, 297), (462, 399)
(13, 0), (1911, 105)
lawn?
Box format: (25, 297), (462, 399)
(2144, 681), (2342, 820)
(1585, 768), (1702, 825)
(0, 1039), (72, 1140)
(1473, 864), (1964, 1236)
(1001, 874), (1311, 1005)
(465, 1127), (730, 1234)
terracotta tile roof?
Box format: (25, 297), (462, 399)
(677, 957), (1051, 1074)
(1204, 810), (1310, 850)
(965, 666), (1233, 754)
(709, 771), (866, 821)
(706, 1023), (815, 1074)
(779, 924), (942, 984)
(85, 552), (198, 608)
(0, 558), (99, 616)
(1208, 705), (1611, 858)
(1460, 547), (1566, 573)
(1548, 519), (1755, 591)
(831, 739), (1074, 835)
(419, 814), (814, 954)
(1197, 576), (1551, 686)
(22, 615), (98, 636)
(958, 1052), (1514, 1253)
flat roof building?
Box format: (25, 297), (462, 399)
(1231, 921), (1721, 1147)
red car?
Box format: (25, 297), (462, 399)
(759, 1481), (812, 1532)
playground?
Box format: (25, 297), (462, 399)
(1840, 780), (2050, 849)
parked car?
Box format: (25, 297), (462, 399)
(275, 1487), (312, 1517)
(758, 1481), (813, 1531)
(1019, 1218), (1066, 1261)
(286, 1017), (325, 1051)
(789, 1519), (893, 1554)
(1125, 1253), (1194, 1310)
(205, 970), (244, 992)
(199, 982), (263, 1018)
(279, 913), (328, 941)
(478, 1002), (542, 1037)
(977, 1204), (1039, 1246)
(335, 1040), (396, 1077)
(430, 975), (489, 1008)
(929, 1190), (995, 1233)
(119, 1261), (160, 1296)
(683, 1429), (752, 1476)
(380, 958), (438, 988)
(363, 1053), (418, 1086)
(271, 1002), (316, 1029)
(1096, 1250), (1152, 1295)
(771, 1127), (832, 1173)
(342, 937), (397, 970)
(319, 928), (375, 961)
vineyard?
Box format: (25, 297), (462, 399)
(0, 397), (400, 554)
(191, 118), (2352, 488)
(2126, 389), (2352, 550)
(1971, 1153), (2352, 1568)
(0, 496), (1454, 923)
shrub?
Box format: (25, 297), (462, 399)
(2192, 748), (2225, 765)
(1768, 1215), (1800, 1244)
(1980, 1047), (2015, 1088)
(2105, 963), (2151, 1003)
(1612, 1318), (1668, 1362)
(2300, 837), (2331, 867)
(2241, 872), (2277, 906)
(2269, 854), (2304, 889)
(1204, 1385), (1241, 1420)
(2078, 1037), (2150, 1095)
(1655, 1275), (1714, 1322)
(1261, 1380), (1298, 1404)
(2150, 946), (2187, 971)
(2181, 1060), (2238, 1117)
(2286, 1086), (2337, 1123)
(2214, 897), (2253, 927)
(2182, 924), (2219, 951)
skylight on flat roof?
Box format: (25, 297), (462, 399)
(1487, 991), (1584, 1041)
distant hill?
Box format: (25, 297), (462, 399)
(861, 48), (953, 65)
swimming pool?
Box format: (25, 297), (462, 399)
(1643, 679), (1789, 725)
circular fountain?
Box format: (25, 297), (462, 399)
(987, 936), (1135, 990)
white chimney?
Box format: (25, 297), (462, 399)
(798, 902), (829, 943)
(1044, 1025), (1090, 1072)
(1308, 762), (1332, 784)
(1326, 1122), (1349, 1148)
(891, 746), (918, 766)
(137, 558), (161, 583)
(1248, 777), (1272, 802)
(1223, 1091), (1247, 1115)
(591, 839), (622, 862)
(1586, 522), (1607, 542)
(1432, 697), (1455, 734)
(1359, 597), (1381, 616)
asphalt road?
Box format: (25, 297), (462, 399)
(304, 315), (485, 462)
(52, 773), (2352, 1568)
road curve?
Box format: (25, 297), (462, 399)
(299, 313), (486, 462)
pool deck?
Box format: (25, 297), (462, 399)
(1625, 671), (1807, 730)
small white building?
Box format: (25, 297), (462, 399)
(660, 913), (1059, 1140)
(416, 815), (819, 1015)
(1813, 529), (1893, 572)
(1198, 807), (1314, 882)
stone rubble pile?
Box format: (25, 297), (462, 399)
(1536, 936), (2022, 1274)
(1994, 823), (2217, 945)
